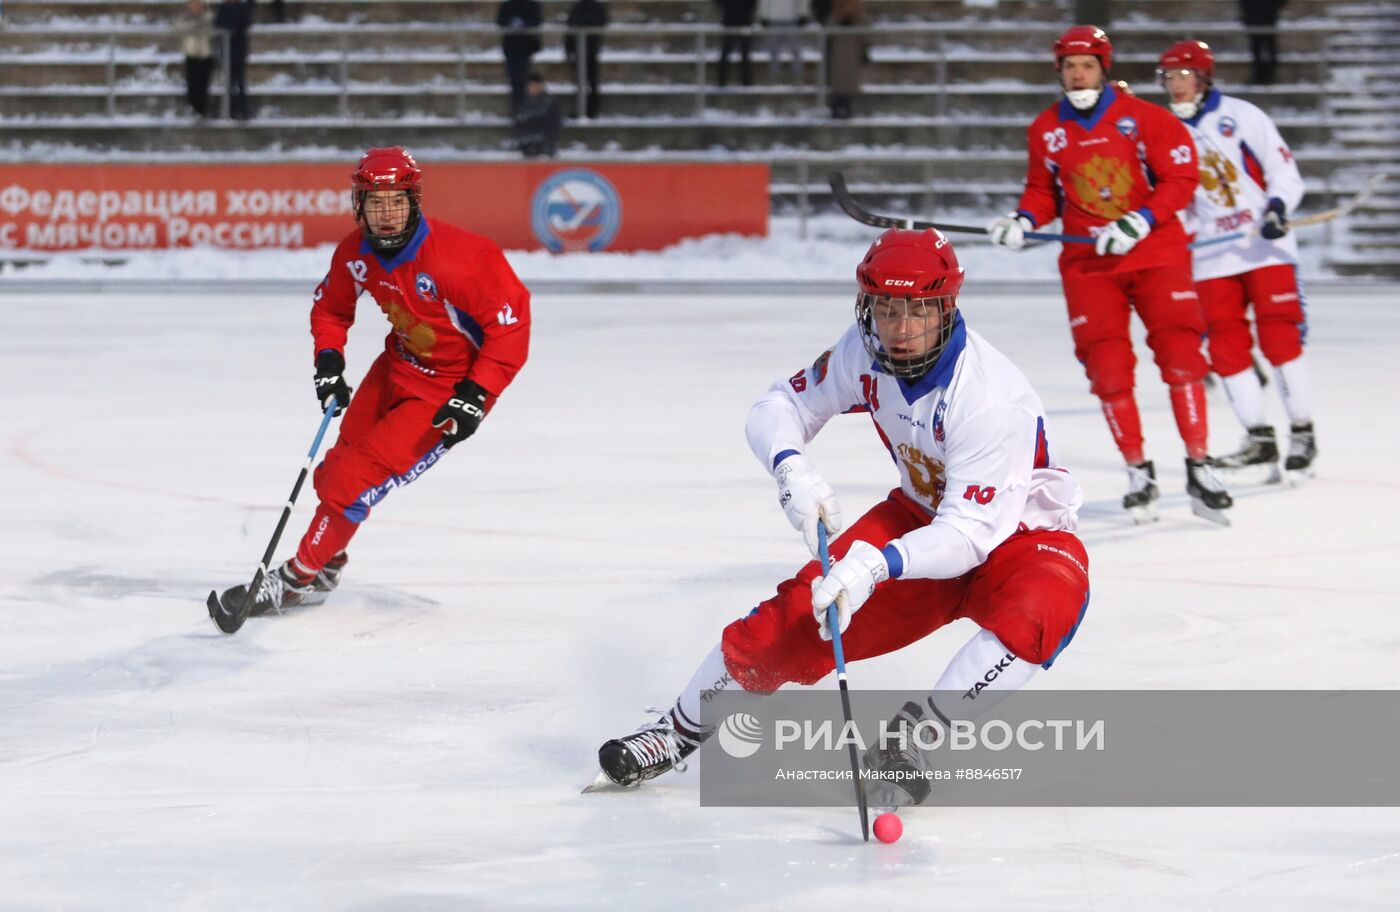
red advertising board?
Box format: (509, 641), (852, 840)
(0, 162), (769, 253)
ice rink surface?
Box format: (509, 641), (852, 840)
(2, 282), (1398, 910)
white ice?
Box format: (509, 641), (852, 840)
(2, 282), (1398, 910)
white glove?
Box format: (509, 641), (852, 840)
(987, 213), (1032, 250)
(811, 540), (890, 641)
(774, 453), (842, 558)
(1095, 211), (1152, 256)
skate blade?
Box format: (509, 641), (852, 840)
(581, 771), (631, 794)
(1285, 467), (1314, 487)
(1189, 498), (1232, 527)
(1128, 503), (1159, 525)
(1214, 462), (1282, 486)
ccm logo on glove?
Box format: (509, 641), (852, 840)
(432, 378), (489, 448)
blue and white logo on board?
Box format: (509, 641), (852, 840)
(530, 169), (622, 252)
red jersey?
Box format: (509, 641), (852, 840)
(1016, 85), (1199, 276)
(312, 217), (531, 400)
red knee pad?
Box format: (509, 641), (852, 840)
(720, 579), (833, 692)
(1081, 339), (1137, 399)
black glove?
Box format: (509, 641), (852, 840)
(1261, 197), (1289, 240)
(432, 378), (489, 449)
(314, 350), (352, 416)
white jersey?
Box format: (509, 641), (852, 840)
(1177, 89), (1306, 281)
(746, 318), (1082, 581)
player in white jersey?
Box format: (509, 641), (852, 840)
(592, 229), (1091, 799)
(1159, 40), (1317, 480)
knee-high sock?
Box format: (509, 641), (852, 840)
(1169, 382), (1209, 460)
(671, 643), (747, 736)
(1220, 367), (1267, 430)
(1274, 354), (1313, 425)
(926, 629), (1040, 728)
(1100, 393), (1145, 464)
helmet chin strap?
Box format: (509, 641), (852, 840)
(1064, 88), (1102, 111)
(1170, 94), (1203, 119)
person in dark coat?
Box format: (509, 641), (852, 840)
(826, 0), (867, 118)
(1240, 0), (1287, 84)
(513, 73), (563, 157)
(565, 0), (608, 119)
(714, 0), (757, 87)
(498, 0), (544, 111)
(213, 0), (255, 120)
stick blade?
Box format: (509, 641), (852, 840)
(207, 585), (251, 635)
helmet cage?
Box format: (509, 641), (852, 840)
(353, 186), (422, 252)
(352, 148), (424, 252)
(856, 291), (958, 379)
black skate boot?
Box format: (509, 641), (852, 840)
(1284, 421), (1317, 481)
(1122, 460), (1160, 525)
(863, 700), (940, 808)
(591, 712), (708, 789)
(301, 552), (348, 607)
(209, 561), (318, 633)
(1209, 425), (1281, 485)
(1186, 458), (1233, 526)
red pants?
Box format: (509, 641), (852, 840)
(1062, 264), (1208, 398)
(293, 353), (448, 571)
(720, 490), (1091, 693)
(1062, 264), (1210, 461)
(1197, 264), (1305, 377)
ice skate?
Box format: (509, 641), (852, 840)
(1122, 460), (1159, 525)
(1185, 458), (1233, 526)
(587, 711), (707, 791)
(862, 701), (937, 808)
(298, 552), (348, 607)
(1209, 425), (1281, 485)
(1284, 422), (1316, 483)
(208, 560), (318, 633)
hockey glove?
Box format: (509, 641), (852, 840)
(432, 378), (489, 448)
(811, 540), (890, 641)
(774, 453), (843, 558)
(987, 213), (1032, 250)
(314, 350), (352, 416)
(1260, 197), (1289, 240)
(1095, 210), (1152, 256)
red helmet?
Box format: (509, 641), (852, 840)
(1054, 25), (1113, 72)
(352, 147), (424, 250)
(1158, 39), (1215, 83)
(855, 228), (965, 378)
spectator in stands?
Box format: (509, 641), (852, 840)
(715, 0), (757, 88)
(1240, 0), (1287, 84)
(214, 0), (255, 120)
(826, 0), (867, 119)
(565, 0), (608, 119)
(513, 73), (563, 157)
(758, 0), (807, 83)
(269, 0), (287, 24)
(177, 0), (214, 118)
(498, 0), (544, 112)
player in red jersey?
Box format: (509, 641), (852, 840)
(988, 25), (1233, 524)
(228, 147), (531, 615)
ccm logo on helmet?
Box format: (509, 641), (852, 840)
(884, 279), (916, 287)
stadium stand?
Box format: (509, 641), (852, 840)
(0, 0), (1396, 273)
